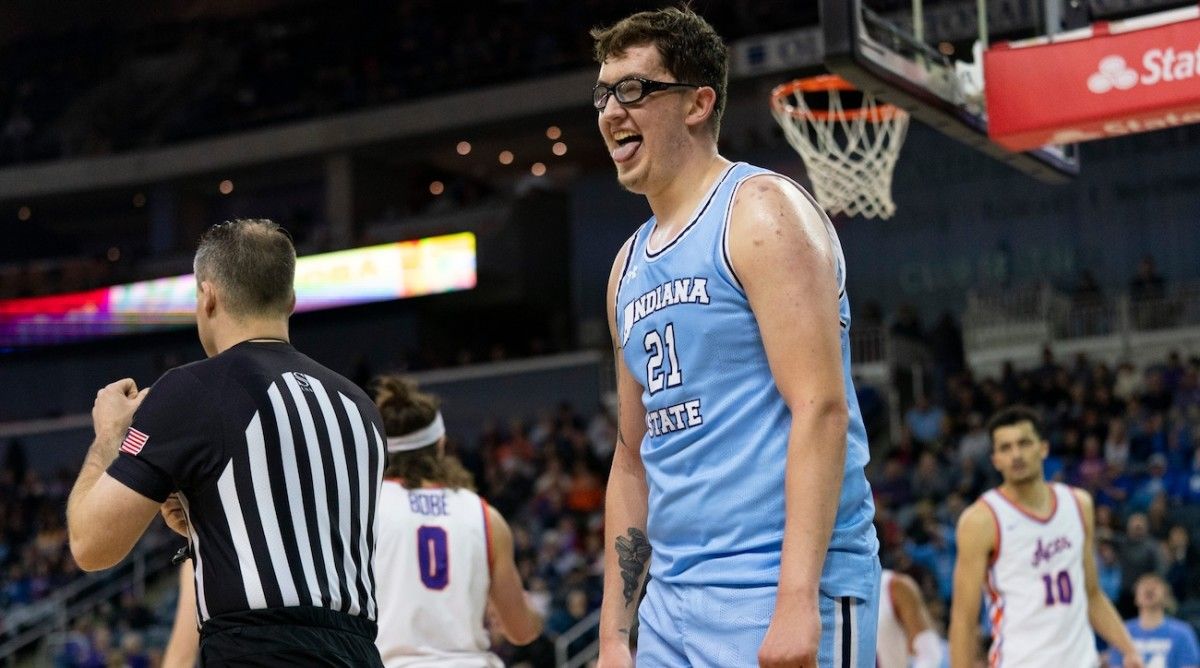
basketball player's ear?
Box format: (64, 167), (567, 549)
(684, 86), (717, 130)
(287, 289), (297, 316)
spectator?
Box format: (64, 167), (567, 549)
(903, 507), (955, 602)
(905, 394), (946, 447)
(1105, 417), (1133, 469)
(1110, 573), (1200, 668)
(120, 632), (150, 668)
(1140, 371), (1173, 413)
(911, 451), (949, 503)
(564, 460), (603, 515)
(1163, 525), (1200, 604)
(930, 311), (965, 395)
(952, 455), (989, 501)
(1070, 270), (1106, 335)
(1163, 351), (1186, 394)
(1118, 513), (1166, 612)
(1177, 447), (1200, 504)
(1114, 362), (1143, 402)
(1145, 494), (1172, 542)
(874, 456), (914, 510)
(1174, 362), (1200, 411)
(956, 412), (991, 467)
(1129, 455), (1172, 513)
(1130, 256), (1168, 329)
(1097, 539), (1123, 603)
(1075, 434), (1107, 491)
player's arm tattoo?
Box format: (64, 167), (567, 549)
(615, 527), (651, 607)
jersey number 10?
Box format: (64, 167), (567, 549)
(1041, 570), (1073, 606)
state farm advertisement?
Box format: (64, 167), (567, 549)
(985, 15), (1200, 151)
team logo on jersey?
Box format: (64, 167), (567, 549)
(621, 276), (710, 345)
(120, 428), (149, 456)
(293, 372), (314, 392)
(623, 263), (639, 285)
(1031, 535), (1073, 568)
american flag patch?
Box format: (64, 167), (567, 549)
(120, 428), (149, 456)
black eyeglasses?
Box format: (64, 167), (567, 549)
(592, 76), (701, 110)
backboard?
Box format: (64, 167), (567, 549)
(820, 0), (1082, 183)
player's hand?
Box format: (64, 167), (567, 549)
(92, 379), (148, 454)
(758, 598), (821, 667)
(161, 494), (189, 537)
(596, 638), (634, 668)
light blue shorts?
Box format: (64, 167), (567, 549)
(635, 567), (880, 667)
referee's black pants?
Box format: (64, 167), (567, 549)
(199, 606), (383, 667)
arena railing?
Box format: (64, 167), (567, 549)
(554, 608), (600, 668)
(964, 280), (1200, 374)
(0, 537), (176, 666)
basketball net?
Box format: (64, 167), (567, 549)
(771, 75), (910, 220)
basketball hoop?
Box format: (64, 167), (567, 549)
(770, 75), (910, 219)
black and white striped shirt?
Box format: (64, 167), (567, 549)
(108, 340), (385, 624)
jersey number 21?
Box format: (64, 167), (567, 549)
(645, 324), (683, 393)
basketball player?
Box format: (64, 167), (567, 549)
(592, 8), (878, 667)
(949, 406), (1142, 667)
(157, 376), (544, 667)
(1110, 573), (1200, 668)
(371, 375), (543, 666)
(876, 569), (943, 668)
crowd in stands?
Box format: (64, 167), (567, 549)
(0, 466), (79, 613)
(459, 402), (616, 664)
(0, 444), (180, 666)
(50, 592), (174, 668)
(0, 1), (815, 167)
(5, 345), (1199, 663)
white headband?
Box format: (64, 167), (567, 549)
(385, 413), (445, 453)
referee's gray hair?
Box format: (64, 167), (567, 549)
(194, 218), (296, 318)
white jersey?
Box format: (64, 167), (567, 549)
(876, 569), (910, 668)
(375, 481), (502, 668)
(980, 483), (1098, 668)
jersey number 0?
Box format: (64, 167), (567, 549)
(417, 526), (449, 590)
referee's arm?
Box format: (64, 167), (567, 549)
(67, 378), (162, 571)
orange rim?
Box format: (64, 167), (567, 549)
(771, 75), (903, 123)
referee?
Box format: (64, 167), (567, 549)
(67, 219), (386, 667)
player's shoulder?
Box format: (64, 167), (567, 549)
(607, 226), (644, 292)
(728, 166), (830, 256)
(887, 569), (919, 588)
(1056, 483), (1095, 521)
(730, 168), (815, 217)
(447, 485), (484, 503)
(886, 570), (921, 598)
(1061, 483), (1093, 507)
(958, 498), (999, 534)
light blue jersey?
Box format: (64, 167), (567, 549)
(1111, 617), (1200, 668)
(615, 162), (878, 598)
